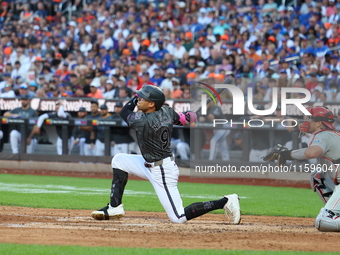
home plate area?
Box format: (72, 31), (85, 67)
(0, 206), (339, 252)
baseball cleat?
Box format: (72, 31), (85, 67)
(223, 194), (241, 225)
(91, 203), (125, 220)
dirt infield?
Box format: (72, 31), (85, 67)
(0, 206), (339, 252)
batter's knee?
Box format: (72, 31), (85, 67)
(315, 208), (340, 232)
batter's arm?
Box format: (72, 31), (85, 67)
(120, 96), (138, 123)
(175, 111), (197, 126)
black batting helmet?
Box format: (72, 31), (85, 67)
(137, 85), (165, 110)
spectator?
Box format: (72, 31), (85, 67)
(87, 78), (104, 99)
(160, 68), (175, 92)
(103, 80), (116, 99)
(0, 83), (15, 98)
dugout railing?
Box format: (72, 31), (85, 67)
(0, 116), (302, 169)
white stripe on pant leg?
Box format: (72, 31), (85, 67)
(154, 164), (187, 223)
(10, 130), (21, 154)
(0, 130), (3, 140)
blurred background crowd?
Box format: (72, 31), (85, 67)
(1, 0), (340, 160)
(0, 0), (340, 102)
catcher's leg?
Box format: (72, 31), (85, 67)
(313, 172), (340, 232)
(310, 169), (335, 204)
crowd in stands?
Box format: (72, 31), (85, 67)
(0, 0), (339, 103)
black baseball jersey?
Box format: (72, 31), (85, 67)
(10, 107), (38, 137)
(126, 106), (180, 162)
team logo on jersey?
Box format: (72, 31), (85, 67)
(1, 118), (8, 124)
(92, 119), (98, 126)
(45, 119), (51, 125)
(313, 139), (322, 144)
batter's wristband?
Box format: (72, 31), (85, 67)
(280, 150), (293, 161)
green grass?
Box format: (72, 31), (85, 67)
(0, 173), (322, 217)
(0, 243), (337, 255)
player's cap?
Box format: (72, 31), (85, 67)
(79, 107), (87, 112)
(90, 78), (101, 87)
(137, 85), (165, 110)
(29, 81), (37, 87)
(119, 76), (126, 83)
(197, 61), (205, 67)
(172, 77), (180, 83)
(20, 83), (28, 89)
(100, 104), (108, 110)
(166, 68), (175, 74)
(115, 102), (123, 107)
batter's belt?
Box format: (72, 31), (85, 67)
(144, 156), (175, 168)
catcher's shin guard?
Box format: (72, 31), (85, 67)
(310, 170), (335, 204)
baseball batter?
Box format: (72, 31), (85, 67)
(91, 85), (241, 224)
(263, 106), (340, 232)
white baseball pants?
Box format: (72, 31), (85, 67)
(112, 153), (187, 223)
(209, 129), (230, 161)
(10, 130), (36, 154)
